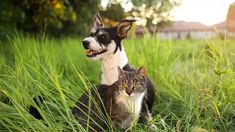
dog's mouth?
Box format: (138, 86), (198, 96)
(86, 49), (107, 57)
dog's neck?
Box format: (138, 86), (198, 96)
(101, 45), (128, 85)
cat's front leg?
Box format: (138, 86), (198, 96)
(139, 100), (157, 131)
(139, 99), (152, 123)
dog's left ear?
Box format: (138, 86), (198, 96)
(91, 12), (104, 31)
(116, 19), (136, 39)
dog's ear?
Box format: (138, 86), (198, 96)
(116, 19), (136, 39)
(92, 12), (104, 31)
(117, 66), (125, 79)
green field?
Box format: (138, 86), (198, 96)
(0, 33), (235, 131)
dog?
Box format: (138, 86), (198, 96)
(81, 12), (156, 126)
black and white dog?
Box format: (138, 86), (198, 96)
(82, 13), (155, 125)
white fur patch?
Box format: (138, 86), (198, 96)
(116, 92), (145, 117)
(83, 37), (105, 51)
(101, 44), (128, 85)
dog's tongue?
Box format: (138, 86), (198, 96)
(86, 50), (97, 56)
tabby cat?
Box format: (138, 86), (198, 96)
(72, 66), (148, 131)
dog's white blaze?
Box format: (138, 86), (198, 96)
(90, 28), (96, 33)
(83, 37), (103, 51)
(101, 43), (128, 85)
(116, 92), (145, 117)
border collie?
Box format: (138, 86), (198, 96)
(81, 13), (155, 125)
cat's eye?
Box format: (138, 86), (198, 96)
(119, 83), (127, 89)
(136, 85), (144, 91)
(133, 83), (140, 88)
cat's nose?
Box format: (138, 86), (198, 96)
(126, 89), (133, 96)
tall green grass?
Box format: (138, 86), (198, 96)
(0, 33), (234, 131)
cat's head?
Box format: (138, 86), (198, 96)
(116, 66), (147, 97)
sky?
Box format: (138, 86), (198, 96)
(172, 0), (235, 26)
(101, 0), (235, 26)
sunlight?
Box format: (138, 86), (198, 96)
(101, 0), (234, 26)
(172, 0), (235, 26)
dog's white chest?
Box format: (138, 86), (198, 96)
(101, 46), (128, 85)
(101, 69), (118, 85)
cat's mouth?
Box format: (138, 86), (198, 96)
(86, 49), (107, 57)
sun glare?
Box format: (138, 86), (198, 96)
(172, 0), (235, 26)
(101, 0), (234, 26)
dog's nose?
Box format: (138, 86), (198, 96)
(82, 40), (90, 49)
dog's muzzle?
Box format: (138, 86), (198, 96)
(82, 40), (107, 57)
(85, 49), (107, 57)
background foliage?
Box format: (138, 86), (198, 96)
(0, 0), (180, 37)
(0, 0), (99, 37)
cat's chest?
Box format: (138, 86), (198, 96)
(115, 94), (145, 117)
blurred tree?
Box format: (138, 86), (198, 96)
(100, 4), (126, 27)
(15, 0), (76, 33)
(0, 0), (180, 37)
(0, 0), (100, 37)
(0, 0), (23, 39)
(130, 0), (181, 31)
(66, 0), (99, 36)
(100, 0), (181, 32)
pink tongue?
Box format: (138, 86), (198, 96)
(86, 50), (97, 55)
(87, 51), (93, 55)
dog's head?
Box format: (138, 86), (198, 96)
(82, 12), (136, 60)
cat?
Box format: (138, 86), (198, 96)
(72, 66), (148, 131)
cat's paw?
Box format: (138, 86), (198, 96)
(147, 124), (158, 132)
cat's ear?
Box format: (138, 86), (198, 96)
(116, 19), (136, 39)
(117, 66), (125, 79)
(92, 12), (104, 31)
(137, 66), (146, 77)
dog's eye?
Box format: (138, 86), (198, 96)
(97, 34), (111, 45)
(89, 32), (95, 36)
(100, 34), (108, 39)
